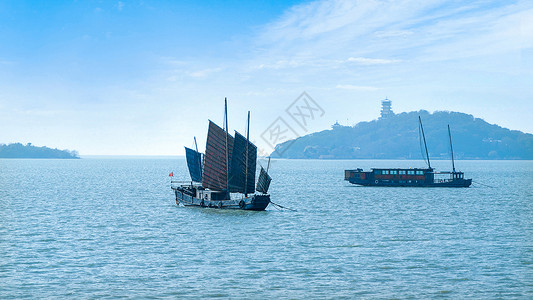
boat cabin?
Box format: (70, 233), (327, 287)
(343, 118), (471, 188)
(172, 182), (230, 201)
(345, 168), (433, 185)
(345, 168), (469, 187)
(196, 189), (229, 201)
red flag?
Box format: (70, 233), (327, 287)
(169, 172), (173, 177)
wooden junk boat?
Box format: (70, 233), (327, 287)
(345, 116), (472, 187)
(171, 99), (272, 210)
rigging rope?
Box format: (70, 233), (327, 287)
(418, 122), (428, 168)
(270, 201), (296, 211)
(472, 180), (495, 188)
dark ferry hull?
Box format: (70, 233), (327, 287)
(345, 168), (472, 188)
(173, 188), (270, 211)
(347, 178), (472, 187)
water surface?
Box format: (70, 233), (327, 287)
(1, 158), (532, 298)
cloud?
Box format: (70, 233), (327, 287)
(255, 60), (303, 70)
(374, 30), (413, 38)
(14, 109), (64, 117)
(158, 57), (223, 80)
(336, 84), (379, 91)
(188, 68), (222, 78)
(254, 0), (533, 66)
(347, 57), (402, 65)
(117, 1), (124, 11)
(252, 56), (401, 69)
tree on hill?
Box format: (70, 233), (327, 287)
(272, 110), (533, 160)
(0, 143), (80, 159)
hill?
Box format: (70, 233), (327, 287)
(0, 143), (80, 159)
(272, 110), (533, 160)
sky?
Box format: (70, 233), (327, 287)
(1, 0), (532, 155)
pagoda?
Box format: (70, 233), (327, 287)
(380, 98), (394, 119)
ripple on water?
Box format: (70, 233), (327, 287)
(0, 158), (532, 298)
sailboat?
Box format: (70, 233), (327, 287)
(171, 99), (272, 210)
(344, 116), (472, 187)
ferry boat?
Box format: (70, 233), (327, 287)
(171, 99), (272, 210)
(345, 117), (472, 187)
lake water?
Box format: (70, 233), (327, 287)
(1, 158), (532, 298)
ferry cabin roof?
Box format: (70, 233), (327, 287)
(345, 168), (432, 174)
(371, 168), (430, 172)
(344, 168), (465, 178)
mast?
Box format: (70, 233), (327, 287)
(419, 116), (431, 170)
(245, 111), (250, 196)
(194, 136), (202, 176)
(267, 156), (271, 172)
(448, 124), (456, 172)
(224, 98), (229, 193)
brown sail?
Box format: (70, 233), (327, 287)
(228, 131), (257, 194)
(256, 166), (272, 194)
(202, 120), (234, 191)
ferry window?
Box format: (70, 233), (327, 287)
(416, 171), (423, 175)
(399, 170), (406, 175)
(391, 170), (397, 175)
(407, 170), (414, 175)
(383, 170), (389, 174)
(374, 170), (380, 174)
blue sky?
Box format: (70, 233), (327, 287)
(1, 0), (532, 155)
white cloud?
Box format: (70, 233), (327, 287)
(188, 68), (222, 78)
(253, 0), (533, 67)
(347, 57), (402, 65)
(255, 60), (303, 70)
(336, 84), (379, 91)
(374, 30), (413, 38)
(14, 109), (64, 117)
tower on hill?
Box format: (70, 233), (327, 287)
(380, 98), (394, 119)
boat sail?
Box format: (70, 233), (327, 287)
(344, 116), (472, 187)
(256, 166), (272, 194)
(202, 120), (234, 191)
(171, 99), (271, 210)
(184, 137), (203, 183)
(228, 131), (257, 194)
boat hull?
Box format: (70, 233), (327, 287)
(347, 178), (472, 187)
(172, 188), (270, 211)
(345, 168), (472, 188)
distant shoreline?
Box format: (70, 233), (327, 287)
(0, 143), (79, 159)
(81, 155), (184, 159)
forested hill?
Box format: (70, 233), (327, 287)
(272, 110), (533, 160)
(0, 143), (80, 159)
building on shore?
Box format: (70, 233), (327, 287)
(380, 98), (394, 119)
